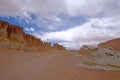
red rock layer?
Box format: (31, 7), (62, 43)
(98, 38), (120, 51)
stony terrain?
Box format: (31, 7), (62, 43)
(79, 38), (120, 70)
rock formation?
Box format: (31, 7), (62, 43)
(8, 25), (25, 42)
(53, 43), (65, 50)
(79, 45), (96, 58)
(0, 20), (65, 51)
(24, 34), (43, 47)
(98, 38), (120, 51)
(79, 39), (120, 70)
(0, 21), (9, 39)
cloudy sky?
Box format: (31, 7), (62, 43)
(0, 0), (120, 50)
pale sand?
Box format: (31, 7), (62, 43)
(0, 48), (120, 80)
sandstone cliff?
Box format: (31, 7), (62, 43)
(0, 20), (65, 51)
(0, 21), (9, 39)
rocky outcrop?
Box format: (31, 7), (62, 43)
(24, 34), (43, 47)
(80, 45), (98, 51)
(0, 21), (9, 39)
(7, 25), (25, 42)
(98, 38), (120, 51)
(79, 42), (120, 70)
(53, 43), (65, 50)
(0, 20), (65, 51)
(0, 20), (25, 42)
(79, 45), (96, 58)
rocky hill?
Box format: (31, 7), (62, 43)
(79, 38), (120, 70)
(0, 20), (65, 51)
(98, 38), (120, 51)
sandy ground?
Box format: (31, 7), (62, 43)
(0, 48), (120, 80)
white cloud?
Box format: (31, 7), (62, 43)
(39, 17), (120, 49)
(0, 0), (120, 19)
(0, 0), (32, 19)
(65, 0), (120, 17)
(0, 0), (120, 30)
(54, 17), (62, 22)
(0, 0), (67, 18)
(24, 27), (35, 32)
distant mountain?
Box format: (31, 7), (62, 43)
(0, 20), (65, 51)
(98, 38), (120, 51)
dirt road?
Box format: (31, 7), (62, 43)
(0, 49), (120, 80)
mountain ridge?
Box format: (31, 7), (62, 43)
(0, 20), (65, 51)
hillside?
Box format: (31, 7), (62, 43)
(78, 38), (120, 70)
(0, 20), (65, 51)
(98, 38), (120, 51)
